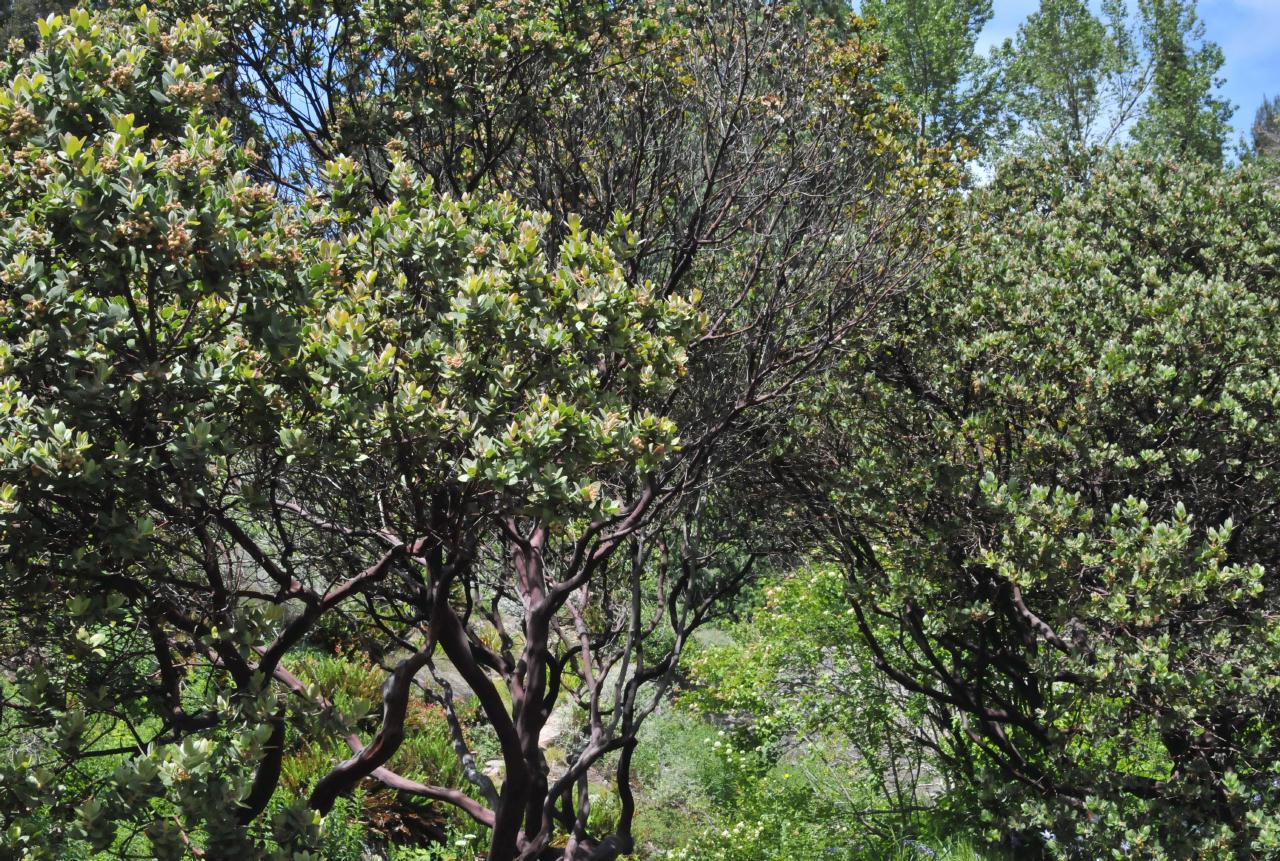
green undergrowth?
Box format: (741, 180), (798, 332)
(628, 704), (998, 861)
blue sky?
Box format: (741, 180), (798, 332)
(978, 0), (1280, 147)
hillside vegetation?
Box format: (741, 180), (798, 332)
(1, 2), (1278, 860)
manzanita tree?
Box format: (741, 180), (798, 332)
(788, 154), (1280, 857)
(0, 7), (696, 859)
(0, 3), (950, 860)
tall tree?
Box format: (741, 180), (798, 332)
(1005, 0), (1144, 154)
(1131, 0), (1232, 163)
(0, 0), (74, 52)
(858, 0), (1007, 155)
(1252, 93), (1280, 160)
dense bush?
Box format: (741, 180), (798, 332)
(798, 154), (1280, 858)
(0, 3), (947, 859)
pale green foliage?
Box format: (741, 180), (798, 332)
(300, 159), (699, 523)
(0, 10), (294, 852)
(684, 569), (913, 761)
(388, 829), (483, 861)
(3, 0), (1275, 858)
